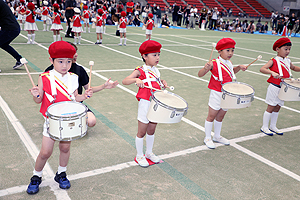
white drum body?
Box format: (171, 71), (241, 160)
(46, 102), (88, 141)
(278, 79), (300, 101)
(220, 82), (255, 109)
(147, 91), (188, 123)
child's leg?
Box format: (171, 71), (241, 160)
(261, 104), (276, 135)
(56, 30), (60, 41)
(58, 141), (71, 168)
(53, 30), (57, 42)
(123, 33), (127, 45)
(269, 105), (282, 134)
(34, 136), (56, 172)
(213, 109), (227, 138)
(136, 121), (148, 157)
(145, 122), (157, 154)
(78, 32), (81, 44)
(43, 20), (46, 30)
(119, 33), (123, 45)
(205, 106), (220, 138)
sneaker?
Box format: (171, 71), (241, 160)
(77, 42), (80, 45)
(13, 61), (24, 69)
(54, 172), (71, 189)
(213, 136), (230, 145)
(27, 41), (31, 44)
(260, 127), (273, 136)
(135, 156), (149, 168)
(269, 127), (283, 135)
(27, 175), (42, 194)
(145, 152), (161, 163)
(118, 43), (122, 46)
(123, 43), (126, 46)
(204, 138), (215, 149)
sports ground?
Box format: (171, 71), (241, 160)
(1, 22), (300, 199)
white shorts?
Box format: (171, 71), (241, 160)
(50, 23), (63, 30)
(41, 15), (49, 21)
(72, 26), (83, 33)
(96, 26), (104, 33)
(84, 18), (89, 24)
(146, 29), (152, 35)
(24, 22), (38, 31)
(137, 99), (150, 124)
(119, 28), (126, 33)
(265, 83), (284, 106)
(208, 90), (228, 111)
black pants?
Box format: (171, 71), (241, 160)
(0, 28), (22, 62)
(66, 16), (74, 37)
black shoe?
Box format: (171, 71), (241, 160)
(27, 175), (42, 194)
(54, 172), (71, 189)
(95, 42), (102, 44)
(65, 35), (74, 38)
(13, 61), (24, 69)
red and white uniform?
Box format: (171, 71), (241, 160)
(51, 12), (63, 30)
(24, 10), (39, 31)
(265, 56), (292, 106)
(17, 5), (26, 20)
(41, 6), (50, 20)
(119, 17), (127, 33)
(146, 19), (154, 35)
(96, 15), (104, 33)
(83, 10), (90, 24)
(71, 15), (83, 33)
(103, 11), (108, 21)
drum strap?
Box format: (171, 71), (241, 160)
(275, 57), (292, 77)
(142, 65), (162, 89)
(216, 58), (236, 82)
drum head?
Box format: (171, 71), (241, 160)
(47, 102), (87, 117)
(284, 79), (300, 89)
(222, 82), (254, 95)
(153, 91), (187, 109)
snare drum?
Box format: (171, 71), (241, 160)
(220, 82), (255, 109)
(147, 91), (188, 123)
(46, 102), (88, 141)
(278, 79), (300, 101)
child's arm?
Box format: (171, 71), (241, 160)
(30, 76), (44, 104)
(122, 70), (143, 87)
(198, 61), (213, 77)
(290, 63), (300, 72)
(233, 64), (247, 73)
(74, 88), (93, 102)
(84, 78), (119, 93)
(260, 59), (280, 78)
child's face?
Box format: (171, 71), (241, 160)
(218, 48), (234, 60)
(143, 52), (160, 66)
(50, 58), (73, 75)
(276, 45), (291, 58)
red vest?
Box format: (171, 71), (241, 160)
(136, 66), (161, 101)
(119, 17), (127, 28)
(42, 6), (49, 15)
(25, 11), (36, 23)
(73, 15), (81, 27)
(208, 59), (234, 92)
(83, 10), (90, 18)
(267, 57), (291, 85)
(146, 19), (154, 30)
(53, 12), (61, 24)
(96, 16), (104, 26)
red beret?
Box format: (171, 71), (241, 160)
(103, 6), (106, 10)
(27, 2), (35, 10)
(20, 0), (25, 3)
(121, 11), (126, 17)
(48, 41), (76, 59)
(53, 3), (59, 9)
(139, 40), (162, 55)
(97, 8), (103, 14)
(148, 13), (153, 18)
(216, 38), (236, 51)
(273, 37), (291, 51)
(83, 5), (88, 10)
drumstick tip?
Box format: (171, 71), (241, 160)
(20, 58), (28, 64)
(169, 86), (175, 91)
(257, 55), (262, 60)
(89, 61), (94, 66)
(212, 43), (216, 47)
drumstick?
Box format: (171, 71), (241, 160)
(88, 61), (94, 89)
(20, 58), (40, 98)
(246, 55), (262, 69)
(136, 84), (168, 93)
(166, 85), (175, 91)
(208, 43), (216, 62)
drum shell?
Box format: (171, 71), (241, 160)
(147, 91), (188, 123)
(220, 82), (255, 109)
(46, 102), (88, 141)
(278, 81), (300, 101)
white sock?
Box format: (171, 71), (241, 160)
(120, 38), (122, 44)
(43, 24), (46, 30)
(84, 27), (86, 32)
(27, 34), (31, 42)
(57, 34), (60, 41)
(53, 35), (56, 42)
(100, 39), (102, 43)
(74, 37), (77, 44)
(262, 111), (272, 129)
(47, 25), (49, 31)
(270, 112), (279, 129)
(124, 38), (127, 44)
(31, 34), (35, 42)
(146, 134), (155, 155)
(213, 120), (222, 138)
(104, 26), (106, 33)
(88, 27), (90, 32)
(33, 169), (43, 177)
(135, 136), (144, 157)
(78, 36), (81, 43)
(205, 120), (213, 139)
(97, 40), (99, 43)
(57, 166), (67, 174)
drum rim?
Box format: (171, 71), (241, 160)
(282, 80), (300, 90)
(49, 131), (87, 141)
(152, 91), (188, 111)
(221, 81), (255, 98)
(46, 101), (88, 119)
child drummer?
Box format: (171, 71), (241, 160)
(122, 40), (168, 167)
(198, 38), (247, 149)
(260, 37), (300, 136)
(27, 41), (93, 194)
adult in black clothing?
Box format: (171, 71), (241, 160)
(276, 14), (285, 35)
(45, 43), (119, 127)
(172, 2), (179, 26)
(0, 0), (24, 72)
(133, 14), (141, 27)
(65, 0), (76, 38)
(287, 13), (297, 37)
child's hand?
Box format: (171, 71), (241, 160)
(161, 80), (168, 88)
(271, 72), (280, 79)
(239, 65), (247, 71)
(29, 86), (40, 98)
(85, 88), (93, 98)
(204, 61), (213, 71)
(135, 79), (144, 88)
(104, 78), (119, 89)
